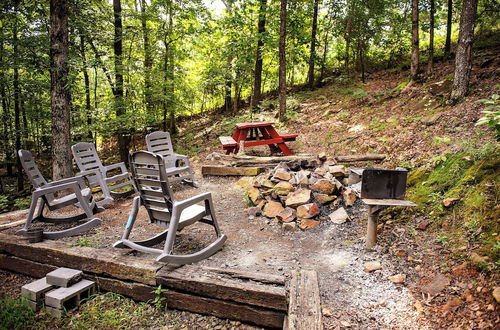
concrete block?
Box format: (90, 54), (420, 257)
(27, 300), (40, 312)
(21, 277), (54, 303)
(45, 306), (64, 318)
(46, 267), (83, 287)
(45, 279), (95, 309)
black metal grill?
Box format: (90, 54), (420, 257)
(360, 168), (408, 200)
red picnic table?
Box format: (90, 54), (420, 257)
(219, 122), (298, 156)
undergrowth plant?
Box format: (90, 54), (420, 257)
(476, 92), (500, 141)
(150, 285), (169, 310)
(0, 297), (35, 330)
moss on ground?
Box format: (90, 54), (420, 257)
(405, 144), (500, 267)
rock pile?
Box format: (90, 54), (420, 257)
(244, 157), (360, 230)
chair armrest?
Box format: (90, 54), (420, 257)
(104, 162), (127, 174)
(45, 176), (85, 189)
(173, 153), (188, 160)
(36, 181), (83, 195)
(173, 192), (212, 213)
(76, 169), (105, 187)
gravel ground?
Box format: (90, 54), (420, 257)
(1, 169), (430, 329)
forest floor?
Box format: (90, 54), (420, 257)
(1, 46), (499, 329)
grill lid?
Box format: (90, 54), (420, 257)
(361, 168), (408, 200)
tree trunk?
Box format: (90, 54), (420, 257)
(449, 0), (478, 104)
(80, 34), (92, 139)
(359, 43), (365, 83)
(113, 0), (129, 163)
(141, 0), (153, 118)
(0, 31), (13, 176)
(344, 13), (352, 72)
(50, 0), (72, 180)
(161, 1), (176, 134)
(278, 0), (287, 121)
(444, 0), (452, 59)
(427, 0), (435, 75)
(13, 4), (25, 190)
(410, 0), (419, 81)
(251, 0), (267, 109)
(307, 0), (319, 89)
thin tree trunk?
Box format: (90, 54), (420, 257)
(410, 0), (419, 81)
(223, 1), (233, 114)
(80, 34), (92, 139)
(113, 0), (129, 163)
(251, 0), (267, 109)
(278, 0), (287, 121)
(50, 0), (72, 180)
(141, 0), (153, 118)
(359, 43), (365, 83)
(344, 14), (352, 72)
(307, 0), (319, 89)
(444, 0), (452, 59)
(13, 2), (23, 190)
(0, 31), (13, 176)
(21, 101), (28, 142)
(449, 0), (478, 104)
(427, 0), (435, 75)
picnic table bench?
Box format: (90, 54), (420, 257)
(219, 122), (298, 156)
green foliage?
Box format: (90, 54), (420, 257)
(150, 285), (169, 310)
(476, 93), (500, 141)
(14, 197), (31, 210)
(68, 292), (157, 329)
(72, 237), (101, 248)
(0, 297), (35, 330)
(406, 144), (500, 262)
(0, 195), (9, 213)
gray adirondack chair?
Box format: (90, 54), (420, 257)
(114, 151), (226, 264)
(146, 131), (197, 187)
(17, 150), (102, 239)
(71, 142), (136, 205)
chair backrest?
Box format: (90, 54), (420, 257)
(71, 142), (105, 184)
(18, 150), (48, 189)
(129, 150), (174, 226)
(18, 149), (55, 204)
(146, 131), (176, 166)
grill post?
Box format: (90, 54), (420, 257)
(366, 205), (381, 249)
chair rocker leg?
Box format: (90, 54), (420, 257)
(41, 218), (102, 239)
(96, 196), (114, 208)
(156, 234), (227, 264)
(109, 188), (136, 199)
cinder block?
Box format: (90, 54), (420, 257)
(46, 267), (83, 287)
(21, 277), (54, 303)
(45, 279), (95, 309)
(27, 300), (40, 312)
(45, 306), (64, 318)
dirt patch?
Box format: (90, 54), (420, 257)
(1, 173), (429, 329)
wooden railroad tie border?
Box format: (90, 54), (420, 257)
(0, 233), (298, 329)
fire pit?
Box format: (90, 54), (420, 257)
(244, 157), (363, 231)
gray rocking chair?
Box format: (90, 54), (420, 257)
(146, 131), (197, 187)
(17, 150), (102, 239)
(114, 151), (226, 264)
(71, 142), (137, 205)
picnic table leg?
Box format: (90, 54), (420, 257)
(276, 142), (293, 156)
(236, 128), (248, 154)
(266, 125), (294, 155)
(258, 126), (280, 154)
(366, 205), (380, 249)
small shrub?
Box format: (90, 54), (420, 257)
(0, 195), (9, 213)
(476, 93), (500, 141)
(13, 197), (31, 210)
